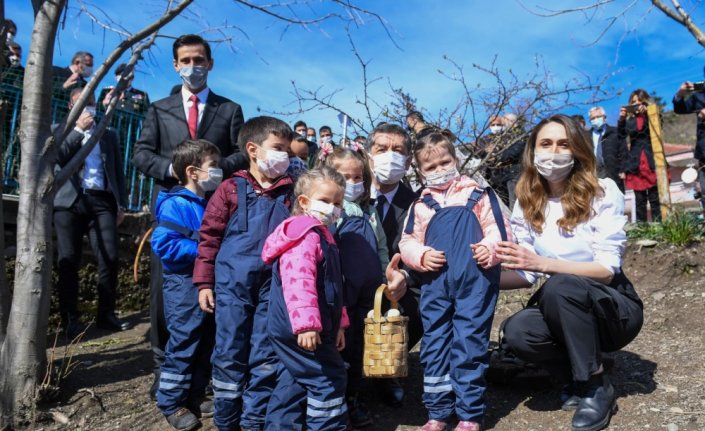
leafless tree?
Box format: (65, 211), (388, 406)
(520, 0), (705, 49)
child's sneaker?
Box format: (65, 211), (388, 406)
(419, 419), (450, 431)
(165, 407), (200, 431)
(454, 421), (481, 431)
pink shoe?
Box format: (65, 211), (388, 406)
(454, 421), (481, 431)
(419, 419), (449, 431)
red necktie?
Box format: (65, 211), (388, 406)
(187, 94), (199, 139)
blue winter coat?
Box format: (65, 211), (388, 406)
(151, 186), (207, 274)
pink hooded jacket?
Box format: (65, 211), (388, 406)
(262, 215), (350, 335)
(399, 175), (512, 271)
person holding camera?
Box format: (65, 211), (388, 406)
(673, 80), (705, 211)
(618, 89), (662, 223)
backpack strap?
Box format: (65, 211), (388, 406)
(403, 194), (441, 235)
(157, 219), (200, 242)
(235, 176), (249, 233)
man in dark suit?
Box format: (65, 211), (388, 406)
(99, 63), (151, 114)
(588, 106), (626, 192)
(53, 51), (93, 97)
(131, 34), (246, 399)
(367, 123), (421, 407)
(54, 89), (130, 340)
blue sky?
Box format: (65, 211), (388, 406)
(7, 0), (705, 139)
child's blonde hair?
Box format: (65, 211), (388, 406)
(316, 145), (373, 207)
(292, 167), (346, 215)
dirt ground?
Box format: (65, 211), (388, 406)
(28, 239), (705, 431)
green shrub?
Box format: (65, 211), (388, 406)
(627, 208), (705, 246)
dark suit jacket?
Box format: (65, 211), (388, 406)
(380, 182), (418, 260)
(673, 92), (705, 163)
(594, 124), (626, 191)
(131, 90), (246, 189)
(54, 128), (128, 210)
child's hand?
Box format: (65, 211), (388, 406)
(421, 249), (446, 271)
(336, 329), (346, 351)
(198, 289), (215, 314)
(298, 330), (321, 351)
(470, 243), (491, 269)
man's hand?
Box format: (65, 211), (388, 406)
(421, 249), (446, 271)
(198, 288), (215, 313)
(63, 72), (80, 90)
(76, 110), (94, 132)
(385, 253), (407, 302)
(298, 330), (321, 352)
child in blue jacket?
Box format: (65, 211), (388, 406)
(152, 139), (222, 431)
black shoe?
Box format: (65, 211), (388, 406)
(96, 314), (132, 332)
(187, 398), (213, 419)
(165, 407), (200, 431)
(560, 385), (581, 411)
(347, 395), (373, 428)
(571, 374), (617, 431)
(382, 378), (404, 407)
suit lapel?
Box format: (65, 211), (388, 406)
(198, 92), (219, 138)
(167, 93), (190, 138)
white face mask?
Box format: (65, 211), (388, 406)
(81, 66), (93, 78)
(307, 135), (316, 142)
(179, 65), (208, 90)
(534, 152), (575, 183)
(372, 151), (407, 185)
(320, 135), (333, 144)
(9, 55), (20, 66)
(590, 117), (605, 129)
(424, 167), (459, 190)
(344, 181), (365, 202)
(256, 147), (290, 178)
(308, 199), (341, 226)
(490, 125), (504, 134)
(6, 33), (14, 43)
(198, 167), (223, 192)
(83, 106), (97, 116)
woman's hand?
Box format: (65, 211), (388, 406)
(298, 331), (321, 352)
(496, 241), (546, 272)
(336, 329), (346, 351)
(421, 249), (446, 271)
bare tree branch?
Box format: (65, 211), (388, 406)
(56, 0), (193, 148)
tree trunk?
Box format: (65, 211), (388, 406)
(0, 0), (65, 427)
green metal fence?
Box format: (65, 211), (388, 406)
(1, 68), (154, 212)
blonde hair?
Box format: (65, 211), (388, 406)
(515, 115), (602, 233)
(292, 167), (346, 215)
(316, 146), (373, 207)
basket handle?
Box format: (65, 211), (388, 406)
(373, 284), (399, 321)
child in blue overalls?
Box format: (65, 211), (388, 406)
(399, 130), (510, 431)
(152, 139), (222, 431)
(261, 167), (350, 431)
(317, 145), (387, 428)
(192, 116), (295, 431)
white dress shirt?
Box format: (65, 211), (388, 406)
(371, 183), (399, 220)
(79, 126), (105, 190)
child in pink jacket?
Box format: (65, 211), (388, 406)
(399, 130), (511, 431)
(261, 167), (350, 431)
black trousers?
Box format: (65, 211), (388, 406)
(634, 185), (661, 222)
(149, 185), (169, 374)
(502, 273), (643, 382)
(54, 191), (119, 322)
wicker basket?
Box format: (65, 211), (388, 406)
(362, 284), (409, 378)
